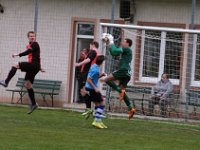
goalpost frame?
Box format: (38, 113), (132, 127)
(100, 23), (200, 34)
(100, 23), (200, 122)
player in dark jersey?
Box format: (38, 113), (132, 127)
(75, 41), (98, 117)
(101, 34), (136, 119)
(0, 31), (41, 114)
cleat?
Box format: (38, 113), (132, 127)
(128, 108), (136, 120)
(119, 89), (125, 101)
(0, 80), (8, 88)
(99, 122), (108, 129)
(27, 104), (38, 114)
(82, 109), (93, 119)
(92, 121), (104, 129)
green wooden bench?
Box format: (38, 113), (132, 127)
(6, 78), (62, 107)
(184, 90), (200, 115)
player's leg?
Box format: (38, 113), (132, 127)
(81, 73), (92, 113)
(0, 62), (19, 87)
(119, 78), (136, 119)
(104, 80), (132, 109)
(81, 88), (93, 119)
(160, 98), (168, 117)
(92, 92), (107, 129)
(25, 72), (38, 114)
(23, 63), (39, 114)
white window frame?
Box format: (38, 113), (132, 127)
(139, 30), (180, 85)
(191, 34), (200, 87)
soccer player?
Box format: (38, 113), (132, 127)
(75, 48), (89, 103)
(75, 41), (99, 118)
(85, 55), (107, 129)
(101, 34), (136, 119)
(0, 31), (41, 114)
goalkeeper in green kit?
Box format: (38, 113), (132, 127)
(101, 33), (136, 119)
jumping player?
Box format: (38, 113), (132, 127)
(101, 33), (136, 119)
(85, 55), (107, 129)
(0, 31), (41, 114)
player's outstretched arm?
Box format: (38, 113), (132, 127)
(109, 44), (123, 56)
(101, 33), (123, 56)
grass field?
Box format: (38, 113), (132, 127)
(0, 105), (199, 150)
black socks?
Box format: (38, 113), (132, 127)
(27, 88), (36, 105)
(5, 67), (17, 85)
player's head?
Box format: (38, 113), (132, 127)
(80, 48), (89, 59)
(161, 73), (169, 82)
(96, 55), (105, 66)
(27, 31), (36, 43)
(121, 38), (132, 48)
(90, 41), (99, 50)
(83, 48), (89, 55)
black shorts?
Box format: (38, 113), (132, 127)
(112, 69), (131, 87)
(19, 62), (40, 84)
(86, 88), (103, 103)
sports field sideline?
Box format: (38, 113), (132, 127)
(0, 105), (199, 150)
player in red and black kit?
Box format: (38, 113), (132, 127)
(75, 41), (99, 117)
(0, 31), (41, 114)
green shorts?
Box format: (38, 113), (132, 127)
(112, 69), (131, 87)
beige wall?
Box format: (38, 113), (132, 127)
(0, 0), (199, 105)
(135, 0), (200, 26)
(0, 0), (121, 105)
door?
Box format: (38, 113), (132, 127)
(73, 22), (94, 103)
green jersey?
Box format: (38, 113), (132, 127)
(109, 44), (132, 71)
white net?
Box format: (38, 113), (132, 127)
(101, 23), (200, 122)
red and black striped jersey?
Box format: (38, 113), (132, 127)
(19, 42), (41, 65)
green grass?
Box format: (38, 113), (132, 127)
(0, 106), (199, 150)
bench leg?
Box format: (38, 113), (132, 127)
(17, 92), (26, 104)
(11, 92), (15, 104)
(41, 94), (48, 107)
(50, 94), (54, 107)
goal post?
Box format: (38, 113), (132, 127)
(100, 23), (200, 121)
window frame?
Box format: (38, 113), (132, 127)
(191, 34), (200, 87)
(139, 30), (180, 85)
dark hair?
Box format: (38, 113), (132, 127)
(162, 73), (169, 79)
(125, 38), (132, 47)
(96, 55), (105, 65)
(82, 48), (90, 54)
(27, 31), (36, 37)
(90, 41), (99, 49)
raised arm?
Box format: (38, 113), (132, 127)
(109, 44), (123, 56)
(13, 42), (39, 57)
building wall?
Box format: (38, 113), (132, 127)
(0, 0), (121, 105)
(135, 0), (199, 25)
(0, 0), (199, 105)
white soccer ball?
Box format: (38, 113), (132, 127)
(101, 33), (114, 45)
(101, 33), (109, 43)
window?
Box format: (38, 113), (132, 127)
(142, 31), (161, 78)
(164, 32), (182, 79)
(192, 34), (200, 86)
(140, 30), (183, 84)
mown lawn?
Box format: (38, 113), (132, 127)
(0, 105), (199, 150)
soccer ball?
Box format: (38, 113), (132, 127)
(101, 33), (114, 45)
(101, 33), (109, 43)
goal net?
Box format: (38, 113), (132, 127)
(100, 23), (200, 122)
